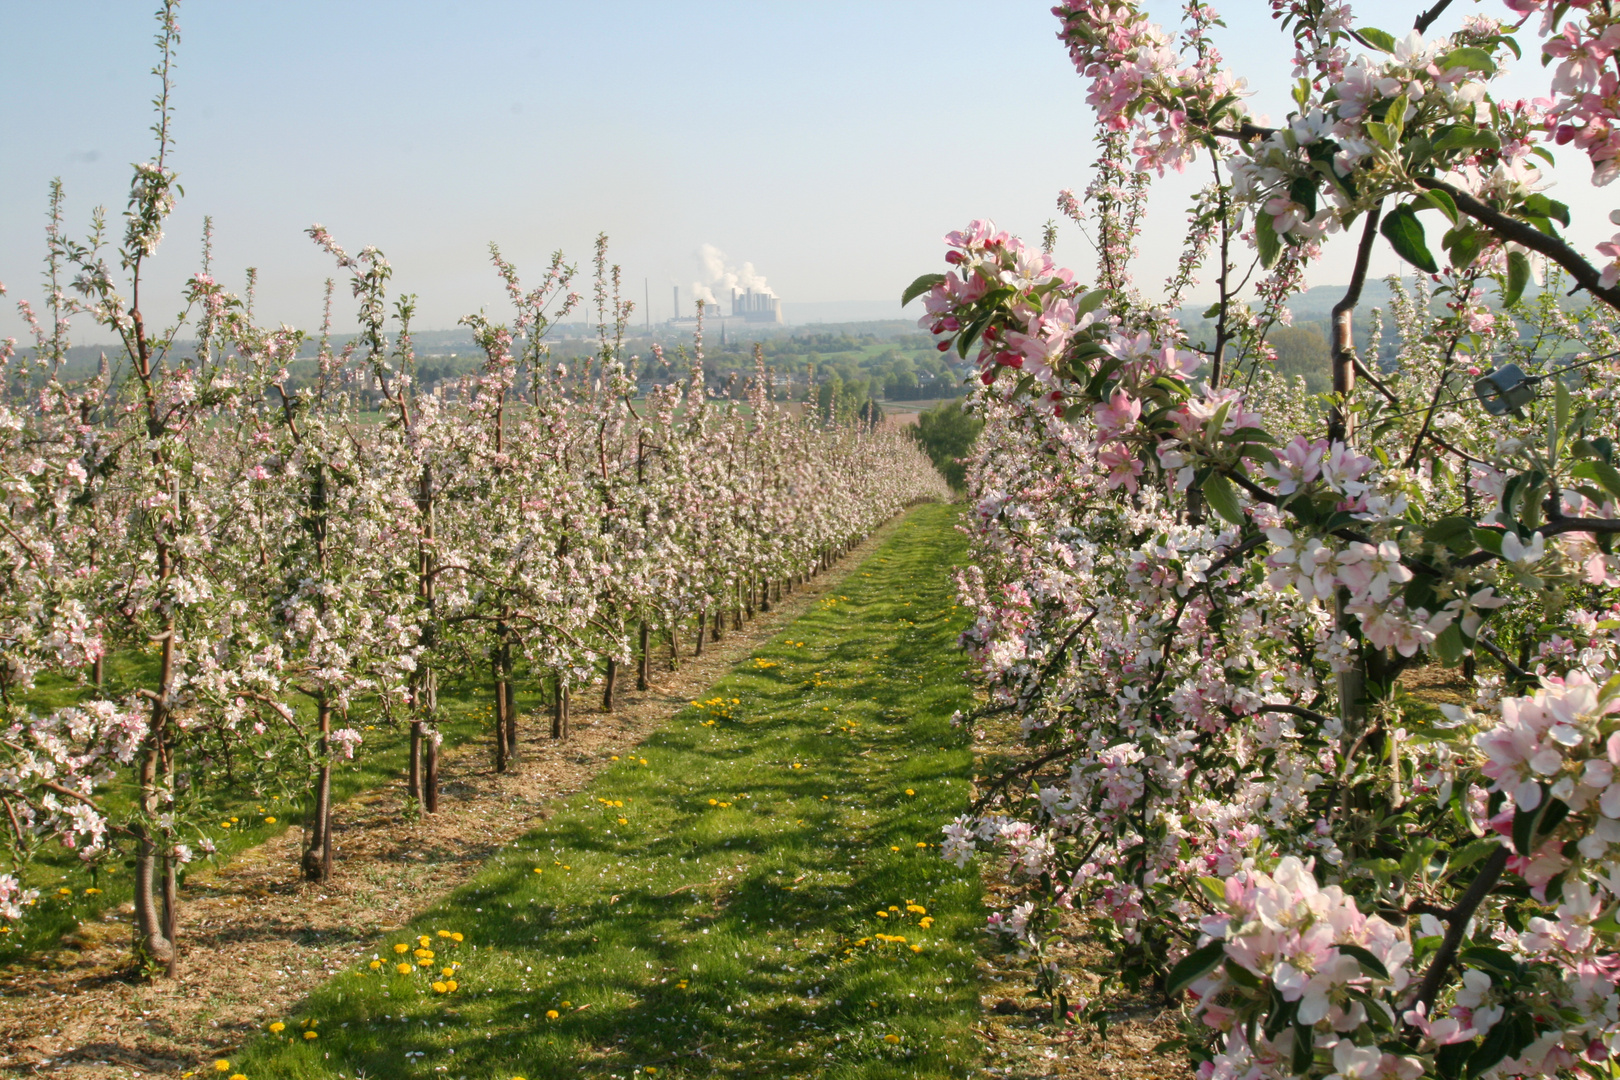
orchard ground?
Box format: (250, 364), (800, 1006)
(231, 502), (978, 1079)
(4, 502), (1151, 1080)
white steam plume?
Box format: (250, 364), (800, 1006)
(691, 243), (775, 307)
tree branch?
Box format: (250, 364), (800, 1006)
(1414, 0), (1455, 33)
(1415, 178), (1620, 312)
(1404, 845), (1510, 1015)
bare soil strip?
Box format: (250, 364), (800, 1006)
(0, 520), (908, 1079)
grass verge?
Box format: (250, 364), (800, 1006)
(226, 502), (978, 1079)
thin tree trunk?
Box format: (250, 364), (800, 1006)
(712, 606), (725, 643)
(603, 657), (618, 712)
(638, 620), (651, 690)
(668, 624), (680, 670)
(493, 650), (510, 773)
(409, 721), (424, 808)
(423, 735), (440, 814)
(302, 697), (334, 880)
(695, 611), (706, 656)
(92, 654), (104, 687)
(551, 673), (570, 739)
(504, 646), (518, 763)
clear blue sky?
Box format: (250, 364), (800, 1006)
(1, 1), (1610, 344)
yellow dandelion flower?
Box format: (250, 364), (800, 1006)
(231, 1075), (247, 1080)
(303, 1030), (318, 1040)
(418, 934), (431, 947)
(876, 910), (889, 918)
(437, 930), (452, 938)
(884, 1033), (901, 1044)
(561, 1000), (571, 1007)
(432, 981), (448, 993)
(445, 979), (458, 992)
(84, 887), (101, 895)
(215, 1063), (231, 1073)
(368, 960), (381, 970)
(394, 943), (409, 954)
(890, 845), (900, 852)
(910, 944), (923, 953)
(263, 816), (276, 824)
(708, 799), (717, 806)
(907, 904), (927, 914)
(396, 962), (413, 975)
(220, 821), (232, 829)
(905, 789), (915, 796)
(546, 1009), (560, 1020)
(57, 887), (71, 896)
(269, 1021), (286, 1033)
(451, 932), (464, 942)
(617, 817), (628, 825)
(533, 867), (544, 874)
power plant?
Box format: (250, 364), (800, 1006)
(730, 287), (783, 324)
(668, 284), (784, 326)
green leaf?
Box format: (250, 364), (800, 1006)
(1524, 193), (1571, 227)
(1433, 126), (1500, 155)
(1460, 946), (1520, 979)
(1289, 175), (1318, 219)
(1197, 876), (1228, 905)
(1256, 211), (1282, 269)
(1512, 790), (1569, 855)
(1440, 46), (1497, 74)
(901, 273), (946, 308)
(1444, 226), (1485, 269)
(1447, 838), (1503, 876)
(1433, 622), (1468, 664)
(1414, 187), (1459, 224)
(1424, 514), (1476, 549)
(1291, 1021), (1315, 1074)
(1334, 943), (1391, 981)
(1358, 26), (1397, 53)
(1166, 939), (1228, 996)
(1202, 472), (1245, 526)
(1073, 288), (1109, 318)
(1503, 249), (1530, 306)
(1381, 205), (1440, 273)
(1572, 459), (1620, 500)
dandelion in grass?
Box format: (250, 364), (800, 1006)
(268, 1021), (285, 1033)
(396, 962), (413, 975)
(546, 1009), (560, 1020)
(214, 1063), (231, 1074)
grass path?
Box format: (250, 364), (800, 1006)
(232, 502), (978, 1080)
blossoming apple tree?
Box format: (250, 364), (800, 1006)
(0, 1), (948, 975)
(926, 1), (1620, 1076)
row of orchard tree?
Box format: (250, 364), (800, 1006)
(0, 3), (947, 977)
(928, 1), (1620, 1077)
